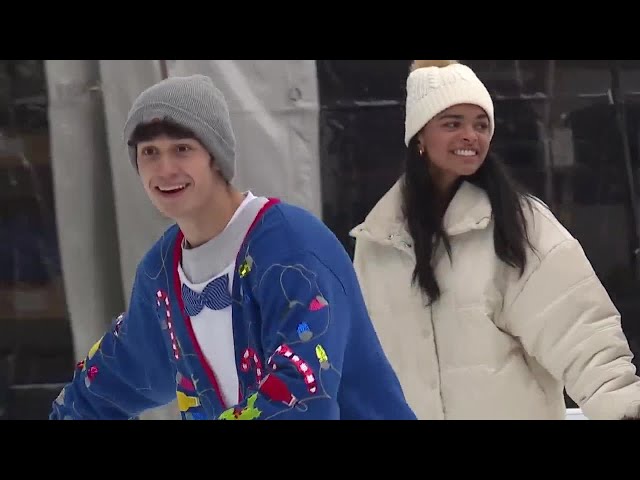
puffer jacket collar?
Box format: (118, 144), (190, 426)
(350, 176), (493, 256)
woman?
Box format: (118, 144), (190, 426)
(351, 60), (640, 420)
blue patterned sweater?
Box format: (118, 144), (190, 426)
(49, 199), (417, 420)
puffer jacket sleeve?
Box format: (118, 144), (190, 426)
(502, 237), (640, 419)
(352, 238), (373, 308)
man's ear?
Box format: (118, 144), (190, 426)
(210, 155), (221, 174)
(209, 155), (230, 185)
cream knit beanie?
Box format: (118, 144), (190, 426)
(404, 60), (494, 146)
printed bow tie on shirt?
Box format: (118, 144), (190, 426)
(181, 274), (233, 316)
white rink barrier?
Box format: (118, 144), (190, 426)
(565, 408), (588, 420)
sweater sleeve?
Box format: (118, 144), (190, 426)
(503, 238), (640, 420)
(217, 250), (350, 420)
(49, 268), (176, 420)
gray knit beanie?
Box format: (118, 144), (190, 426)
(123, 74), (236, 181)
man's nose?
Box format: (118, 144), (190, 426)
(156, 154), (180, 176)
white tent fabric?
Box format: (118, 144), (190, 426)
(167, 60), (321, 216)
(45, 61), (125, 363)
(46, 60), (321, 419)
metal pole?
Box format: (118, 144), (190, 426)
(609, 60), (640, 279)
(159, 60), (169, 80)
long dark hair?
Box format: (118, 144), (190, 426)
(401, 136), (535, 304)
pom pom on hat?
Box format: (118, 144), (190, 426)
(404, 60), (494, 146)
(410, 60), (459, 71)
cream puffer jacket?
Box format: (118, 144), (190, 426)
(350, 178), (640, 420)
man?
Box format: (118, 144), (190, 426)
(50, 74), (416, 420)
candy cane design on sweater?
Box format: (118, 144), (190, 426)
(240, 347), (264, 385)
(268, 344), (317, 393)
(157, 290), (180, 360)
